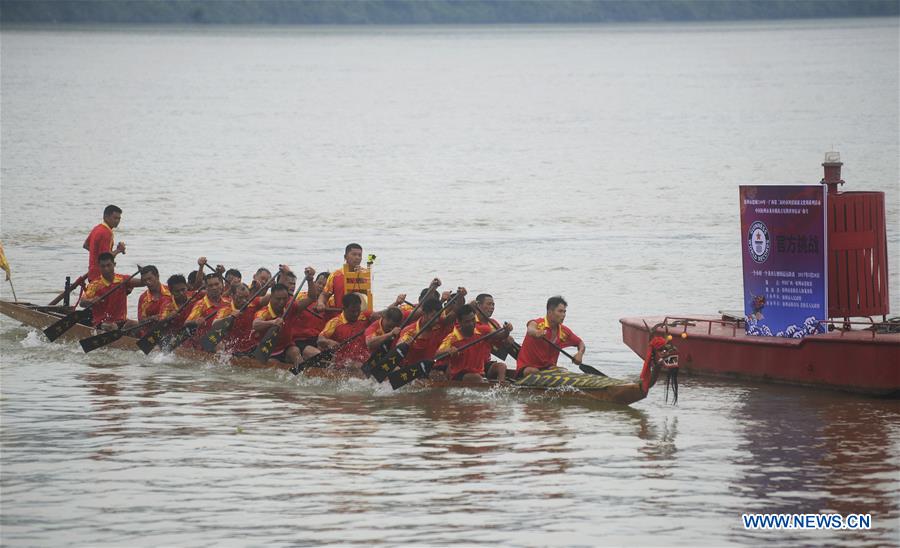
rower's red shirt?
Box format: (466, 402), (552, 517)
(82, 274), (130, 326)
(516, 316), (583, 373)
(165, 293), (202, 331)
(250, 303), (304, 355)
(438, 325), (494, 378)
(398, 302), (415, 322)
(85, 222), (114, 281)
(397, 315), (454, 366)
(320, 311), (372, 366)
(220, 302), (263, 354)
(186, 295), (233, 332)
(138, 285), (175, 321)
(290, 291), (328, 341)
(477, 318), (508, 351)
(364, 318), (391, 345)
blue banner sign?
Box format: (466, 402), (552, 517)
(739, 185), (828, 338)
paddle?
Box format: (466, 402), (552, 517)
(136, 289), (206, 354)
(43, 266), (141, 342)
(199, 271), (279, 353)
(388, 323), (507, 390)
(163, 306), (223, 352)
(251, 276), (308, 363)
(361, 279), (440, 378)
(542, 336), (607, 377)
(368, 290), (462, 383)
(290, 324), (369, 375)
(470, 301), (520, 361)
(79, 318), (156, 353)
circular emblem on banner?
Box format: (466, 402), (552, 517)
(748, 221), (770, 263)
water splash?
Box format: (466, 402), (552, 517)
(19, 330), (46, 348)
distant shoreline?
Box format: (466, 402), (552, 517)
(2, 17), (897, 34)
(2, 0), (898, 26)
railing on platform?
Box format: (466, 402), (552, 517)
(640, 315), (897, 341)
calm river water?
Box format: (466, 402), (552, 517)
(1, 19), (899, 546)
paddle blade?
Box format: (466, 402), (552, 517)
(579, 363), (607, 377)
(490, 347), (509, 361)
(79, 328), (124, 353)
(296, 348), (333, 373)
(200, 317), (235, 353)
(252, 325), (281, 363)
(137, 327), (163, 354)
(370, 343), (408, 383)
(508, 341), (521, 360)
(360, 343), (391, 378)
(163, 326), (195, 352)
(388, 360), (434, 390)
(43, 308), (92, 342)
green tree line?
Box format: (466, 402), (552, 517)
(1, 0), (897, 25)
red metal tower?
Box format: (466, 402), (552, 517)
(822, 153), (890, 319)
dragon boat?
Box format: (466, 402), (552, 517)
(0, 299), (679, 406)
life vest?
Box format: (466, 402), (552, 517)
(331, 265), (372, 312)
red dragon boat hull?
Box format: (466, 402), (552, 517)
(0, 300), (651, 406)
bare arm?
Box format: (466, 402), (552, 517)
(317, 333), (339, 349)
(253, 316), (282, 332)
(367, 327), (400, 351)
(440, 287), (468, 325)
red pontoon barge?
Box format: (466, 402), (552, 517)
(620, 155), (899, 396)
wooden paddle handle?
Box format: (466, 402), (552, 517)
(48, 274), (87, 306)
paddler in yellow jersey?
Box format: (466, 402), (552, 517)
(317, 243), (373, 314)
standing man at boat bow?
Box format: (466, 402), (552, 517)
(516, 296), (585, 377)
(83, 205), (126, 281)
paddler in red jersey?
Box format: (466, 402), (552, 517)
(365, 306), (404, 355)
(439, 305), (512, 383)
(250, 267), (319, 368)
(80, 252), (143, 330)
(473, 293), (518, 359)
(516, 296), (585, 377)
(164, 274), (193, 330)
(396, 288), (467, 367)
(183, 273), (232, 345)
(318, 293), (377, 370)
(224, 268), (242, 298)
(249, 267), (272, 301)
(218, 283), (265, 354)
(191, 257), (225, 293)
(83, 205), (127, 281)
(290, 271), (330, 361)
(317, 243), (373, 314)
(137, 265), (175, 322)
